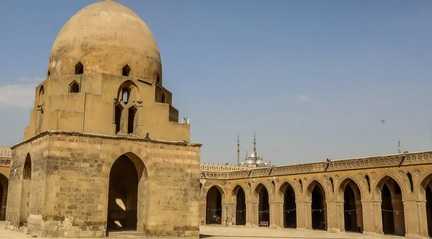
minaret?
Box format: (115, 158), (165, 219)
(237, 135), (240, 165)
(253, 133), (257, 157)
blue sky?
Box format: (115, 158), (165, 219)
(0, 0), (431, 165)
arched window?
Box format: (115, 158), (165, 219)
(122, 65), (131, 77)
(75, 62), (84, 75)
(114, 104), (123, 134)
(365, 175), (371, 192)
(127, 107), (137, 134)
(407, 173), (414, 192)
(69, 81), (80, 93)
(23, 155), (31, 180)
(121, 88), (131, 104)
(206, 186), (223, 224)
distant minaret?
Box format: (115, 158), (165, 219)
(253, 133), (257, 157)
(237, 135), (240, 165)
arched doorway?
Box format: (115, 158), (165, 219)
(309, 181), (326, 230)
(206, 186), (223, 224)
(256, 184), (270, 227)
(234, 186), (246, 225)
(341, 179), (363, 233)
(281, 183), (296, 228)
(422, 176), (432, 237)
(0, 174), (8, 220)
(107, 154), (142, 232)
(20, 154), (32, 225)
(378, 177), (405, 236)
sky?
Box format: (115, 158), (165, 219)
(0, 0), (431, 165)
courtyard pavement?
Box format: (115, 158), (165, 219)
(0, 223), (405, 239)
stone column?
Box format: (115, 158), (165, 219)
(327, 200), (342, 232)
(334, 200), (345, 232)
(247, 200), (257, 227)
(362, 200), (382, 235)
(416, 200), (429, 238)
(224, 202), (234, 226)
(270, 200), (283, 228)
(404, 199), (428, 238)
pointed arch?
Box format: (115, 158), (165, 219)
(280, 182), (296, 228)
(23, 154), (32, 180)
(339, 178), (363, 233)
(376, 176), (405, 236)
(75, 62), (84, 75)
(127, 106), (137, 134)
(122, 65), (131, 77)
(107, 152), (146, 232)
(255, 184), (270, 227)
(206, 185), (224, 225)
(307, 180), (327, 230)
(233, 185), (246, 225)
(421, 174), (432, 237)
(69, 80), (80, 93)
(20, 154), (32, 225)
(0, 173), (8, 220)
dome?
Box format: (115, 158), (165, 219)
(49, 0), (161, 80)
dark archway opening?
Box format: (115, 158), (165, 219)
(0, 174), (8, 220)
(380, 178), (405, 236)
(20, 155), (32, 226)
(122, 65), (131, 77)
(343, 182), (363, 233)
(206, 186), (222, 224)
(257, 185), (270, 227)
(69, 81), (80, 93)
(426, 184), (432, 237)
(107, 155), (139, 232)
(311, 184), (326, 230)
(75, 62), (84, 75)
(115, 104), (123, 134)
(127, 107), (137, 134)
(235, 187), (246, 225)
(282, 184), (296, 228)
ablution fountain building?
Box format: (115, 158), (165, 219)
(0, 1), (431, 238)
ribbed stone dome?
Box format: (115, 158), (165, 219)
(49, 0), (161, 79)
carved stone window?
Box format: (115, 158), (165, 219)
(122, 65), (131, 77)
(69, 81), (80, 93)
(75, 62), (84, 75)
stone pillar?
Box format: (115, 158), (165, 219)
(327, 200), (342, 232)
(404, 199), (428, 238)
(247, 200), (257, 227)
(334, 200), (345, 232)
(296, 199), (311, 230)
(417, 200), (430, 238)
(270, 200), (283, 228)
(392, 198), (404, 236)
(224, 202), (234, 226)
(362, 200), (382, 235)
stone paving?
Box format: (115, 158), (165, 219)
(0, 223), (405, 239)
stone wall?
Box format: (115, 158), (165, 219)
(7, 131), (201, 238)
(201, 151), (432, 239)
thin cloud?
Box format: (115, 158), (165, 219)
(296, 94), (312, 103)
(0, 78), (40, 108)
